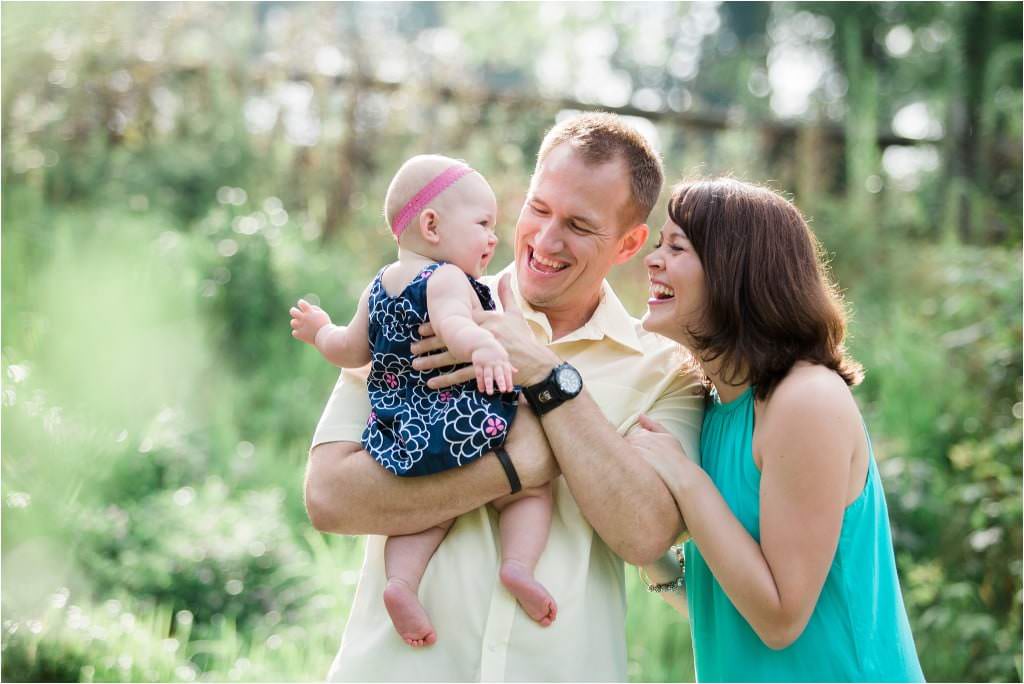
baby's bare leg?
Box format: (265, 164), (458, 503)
(383, 519), (455, 647)
(492, 483), (557, 626)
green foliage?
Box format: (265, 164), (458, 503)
(840, 242), (1023, 682)
(3, 600), (183, 683)
(2, 541), (361, 683)
(2, 2), (1021, 682)
(74, 481), (313, 631)
(625, 577), (695, 682)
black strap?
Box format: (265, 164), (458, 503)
(494, 447), (522, 495)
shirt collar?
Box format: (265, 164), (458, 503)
(495, 264), (645, 354)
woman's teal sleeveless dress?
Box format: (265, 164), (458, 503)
(684, 387), (925, 682)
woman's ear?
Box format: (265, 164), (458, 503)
(419, 209), (441, 244)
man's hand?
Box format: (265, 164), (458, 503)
(412, 274), (560, 389)
(504, 402), (560, 488)
(290, 299), (332, 346)
(305, 402), (558, 535)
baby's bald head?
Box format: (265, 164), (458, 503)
(384, 154), (481, 238)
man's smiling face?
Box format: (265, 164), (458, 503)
(514, 143), (638, 318)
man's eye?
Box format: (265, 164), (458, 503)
(531, 204), (549, 216)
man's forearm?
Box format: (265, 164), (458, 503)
(542, 391), (682, 565)
(305, 441), (520, 536)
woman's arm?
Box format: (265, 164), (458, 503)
(632, 370), (861, 649)
(640, 547), (688, 616)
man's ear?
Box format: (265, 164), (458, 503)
(613, 223), (650, 264)
(419, 209), (441, 244)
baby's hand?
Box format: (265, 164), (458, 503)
(471, 344), (516, 395)
(290, 299), (332, 346)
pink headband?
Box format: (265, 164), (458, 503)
(391, 164), (475, 237)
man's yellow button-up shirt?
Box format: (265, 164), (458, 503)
(312, 268), (703, 682)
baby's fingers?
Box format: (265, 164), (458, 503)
(483, 365), (496, 395)
(475, 365), (486, 394)
(496, 363), (513, 393)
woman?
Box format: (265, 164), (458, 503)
(630, 179), (924, 682)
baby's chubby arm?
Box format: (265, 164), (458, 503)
(290, 283), (372, 368)
(426, 264), (514, 394)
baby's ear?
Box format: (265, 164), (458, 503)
(419, 209), (441, 244)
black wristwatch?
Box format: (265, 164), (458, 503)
(522, 362), (583, 415)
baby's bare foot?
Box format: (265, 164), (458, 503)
(500, 560), (557, 627)
(383, 579), (437, 647)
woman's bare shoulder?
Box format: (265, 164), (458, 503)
(760, 363), (861, 435)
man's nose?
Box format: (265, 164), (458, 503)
(533, 219), (563, 253)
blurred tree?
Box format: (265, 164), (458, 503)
(2, 3), (1021, 681)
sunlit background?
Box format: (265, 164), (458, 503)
(2, 2), (1021, 682)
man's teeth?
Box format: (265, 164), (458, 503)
(650, 283), (675, 298)
(532, 253), (568, 270)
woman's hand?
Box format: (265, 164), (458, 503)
(627, 414), (700, 496)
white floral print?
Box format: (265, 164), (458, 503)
(361, 262), (517, 476)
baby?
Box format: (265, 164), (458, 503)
(290, 155), (556, 647)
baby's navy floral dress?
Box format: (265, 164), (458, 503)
(362, 262), (519, 477)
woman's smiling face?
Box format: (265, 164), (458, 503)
(641, 219), (707, 346)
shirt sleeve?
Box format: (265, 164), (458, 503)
(311, 364), (372, 448)
(641, 364), (705, 466)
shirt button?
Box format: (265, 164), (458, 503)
(488, 643), (498, 652)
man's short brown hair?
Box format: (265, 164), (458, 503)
(535, 112), (664, 227)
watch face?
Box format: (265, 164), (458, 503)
(556, 366), (582, 395)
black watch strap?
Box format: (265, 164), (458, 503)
(522, 362), (582, 415)
(521, 387), (545, 415)
(494, 446), (522, 494)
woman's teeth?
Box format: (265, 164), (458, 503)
(650, 283), (675, 299)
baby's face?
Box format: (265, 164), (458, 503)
(437, 174), (499, 278)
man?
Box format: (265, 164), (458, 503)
(305, 112), (704, 681)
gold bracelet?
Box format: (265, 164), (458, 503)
(638, 544), (685, 593)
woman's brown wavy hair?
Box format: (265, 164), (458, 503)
(667, 178), (863, 401)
